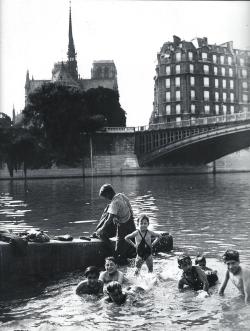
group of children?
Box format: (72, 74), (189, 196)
(75, 214), (250, 304)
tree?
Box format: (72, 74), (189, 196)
(23, 83), (127, 165)
(84, 87), (126, 127)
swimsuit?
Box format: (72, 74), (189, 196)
(137, 230), (152, 260)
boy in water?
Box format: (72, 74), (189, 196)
(104, 281), (127, 305)
(125, 214), (161, 275)
(195, 254), (218, 287)
(104, 281), (143, 305)
(99, 256), (124, 284)
(219, 249), (250, 303)
(75, 266), (103, 295)
(178, 255), (210, 293)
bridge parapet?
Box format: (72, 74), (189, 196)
(147, 112), (250, 131)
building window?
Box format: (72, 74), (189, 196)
(176, 65), (180, 74)
(166, 91), (171, 101)
(176, 117), (181, 123)
(242, 69), (247, 77)
(190, 64), (194, 73)
(166, 105), (171, 115)
(204, 90), (209, 101)
(204, 105), (210, 114)
(175, 77), (180, 87)
(176, 104), (181, 114)
(215, 78), (219, 88)
(229, 68), (233, 76)
(188, 52), (193, 61)
(221, 67), (226, 76)
(204, 77), (209, 87)
(228, 57), (232, 65)
(230, 80), (234, 89)
(240, 58), (245, 66)
(166, 65), (171, 75)
(242, 81), (248, 89)
(230, 105), (234, 114)
(166, 78), (170, 88)
(190, 76), (195, 86)
(243, 106), (249, 112)
(204, 65), (209, 74)
(222, 79), (226, 88)
(243, 94), (248, 102)
(220, 55), (225, 64)
(213, 54), (217, 63)
(214, 66), (218, 75)
(223, 92), (227, 101)
(191, 104), (195, 114)
(215, 92), (219, 101)
(176, 52), (181, 62)
(223, 105), (227, 114)
(191, 90), (195, 100)
(176, 90), (181, 101)
(202, 52), (208, 60)
(230, 93), (234, 102)
(215, 104), (219, 115)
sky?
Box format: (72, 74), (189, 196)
(0, 0), (249, 127)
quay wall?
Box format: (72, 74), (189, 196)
(0, 130), (250, 179)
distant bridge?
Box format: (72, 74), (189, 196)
(103, 112), (250, 166)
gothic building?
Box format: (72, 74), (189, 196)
(25, 5), (118, 106)
(150, 36), (250, 125)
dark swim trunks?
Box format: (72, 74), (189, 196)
(137, 230), (152, 260)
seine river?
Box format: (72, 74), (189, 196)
(0, 173), (250, 330)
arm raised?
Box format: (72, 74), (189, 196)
(125, 231), (138, 248)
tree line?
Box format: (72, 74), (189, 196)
(0, 84), (126, 177)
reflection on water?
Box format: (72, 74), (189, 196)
(0, 173), (250, 330)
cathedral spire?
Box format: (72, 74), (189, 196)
(67, 1), (78, 80)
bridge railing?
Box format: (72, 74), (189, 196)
(100, 112), (250, 133)
(135, 112), (250, 131)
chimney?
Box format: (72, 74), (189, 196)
(173, 35), (181, 46)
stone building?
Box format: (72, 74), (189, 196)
(25, 5), (118, 106)
(150, 36), (250, 125)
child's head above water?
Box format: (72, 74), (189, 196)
(106, 281), (126, 304)
(195, 254), (206, 267)
(84, 266), (100, 286)
(178, 255), (192, 271)
(105, 256), (118, 274)
(137, 214), (149, 231)
(222, 249), (240, 275)
(222, 249), (239, 263)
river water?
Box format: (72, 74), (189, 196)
(0, 174), (250, 330)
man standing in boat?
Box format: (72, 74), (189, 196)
(94, 184), (136, 264)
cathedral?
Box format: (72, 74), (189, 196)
(24, 5), (118, 106)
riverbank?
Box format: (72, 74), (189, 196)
(0, 149), (250, 179)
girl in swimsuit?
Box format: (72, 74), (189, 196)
(125, 214), (161, 275)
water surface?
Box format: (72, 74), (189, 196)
(0, 174), (250, 330)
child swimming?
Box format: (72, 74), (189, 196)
(99, 256), (124, 284)
(195, 254), (218, 287)
(104, 281), (127, 305)
(125, 214), (161, 275)
(219, 249), (250, 303)
(177, 255), (210, 293)
(75, 266), (103, 295)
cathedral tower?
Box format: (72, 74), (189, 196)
(67, 3), (78, 80)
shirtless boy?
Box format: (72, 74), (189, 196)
(219, 249), (250, 303)
(75, 266), (103, 295)
(125, 214), (161, 275)
(178, 255), (210, 293)
(99, 256), (124, 284)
